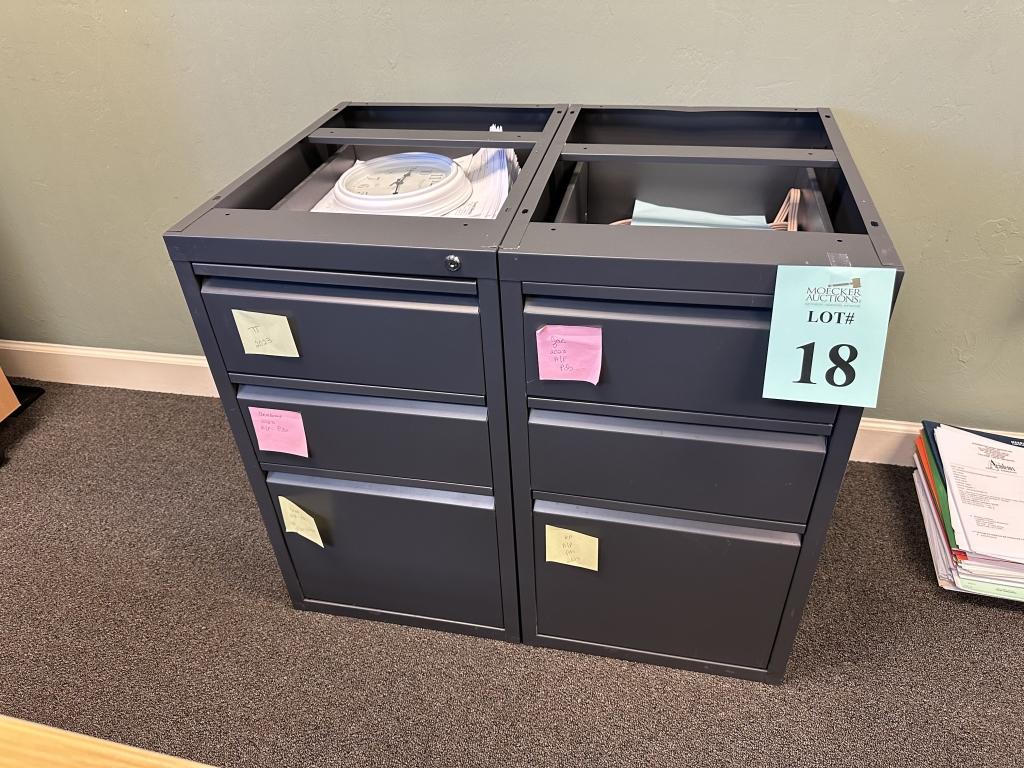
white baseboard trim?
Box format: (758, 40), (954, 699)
(850, 417), (918, 466)
(1, 339), (922, 464)
(0, 340), (216, 397)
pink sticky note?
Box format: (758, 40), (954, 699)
(248, 407), (308, 457)
(536, 325), (603, 385)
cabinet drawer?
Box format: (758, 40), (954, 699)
(529, 409), (825, 524)
(202, 276), (485, 394)
(238, 385), (491, 487)
(267, 472), (503, 628)
(534, 500), (800, 668)
(524, 296), (836, 423)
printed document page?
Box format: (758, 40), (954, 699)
(935, 425), (1024, 563)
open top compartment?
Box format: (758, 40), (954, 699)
(210, 102), (560, 217)
(166, 103), (568, 275)
(500, 105), (896, 286)
(525, 107), (863, 234)
(541, 159), (846, 233)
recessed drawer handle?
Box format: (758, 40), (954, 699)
(536, 500), (801, 548)
(529, 409), (826, 454)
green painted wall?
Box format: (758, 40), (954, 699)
(1, 2), (1021, 428)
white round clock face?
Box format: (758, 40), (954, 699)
(332, 152), (472, 216)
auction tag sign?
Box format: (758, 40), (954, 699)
(763, 266), (897, 408)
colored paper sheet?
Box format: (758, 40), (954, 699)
(922, 421), (947, 484)
(918, 434), (958, 551)
(913, 467), (960, 591)
(536, 325), (602, 385)
(278, 496), (323, 548)
(248, 407), (308, 457)
(545, 525), (599, 571)
(762, 266), (897, 407)
(231, 309), (299, 357)
(955, 575), (1024, 603)
(631, 199), (770, 229)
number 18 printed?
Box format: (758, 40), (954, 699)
(762, 265), (897, 408)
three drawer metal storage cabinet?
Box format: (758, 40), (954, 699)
(166, 102), (902, 683)
(165, 102), (568, 642)
(501, 106), (902, 682)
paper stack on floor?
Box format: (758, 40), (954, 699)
(913, 421), (1024, 602)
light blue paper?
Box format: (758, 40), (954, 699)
(631, 200), (769, 230)
(763, 266), (897, 408)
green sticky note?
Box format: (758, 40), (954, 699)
(231, 309), (299, 357)
(763, 266), (897, 408)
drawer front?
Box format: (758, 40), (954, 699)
(203, 277), (485, 394)
(267, 472), (503, 627)
(524, 296), (836, 423)
(529, 410), (825, 524)
(238, 385), (492, 487)
(534, 500), (800, 668)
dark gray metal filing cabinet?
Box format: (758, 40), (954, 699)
(165, 102), (568, 642)
(167, 102), (902, 683)
(500, 105), (903, 682)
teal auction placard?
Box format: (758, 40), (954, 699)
(763, 266), (897, 408)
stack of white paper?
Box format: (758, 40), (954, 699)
(447, 125), (520, 219)
(913, 423), (1024, 602)
(311, 124), (518, 220)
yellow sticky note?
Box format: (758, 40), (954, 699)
(232, 309), (299, 357)
(545, 524), (598, 571)
(278, 496), (324, 548)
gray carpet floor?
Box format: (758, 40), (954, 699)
(0, 382), (1021, 767)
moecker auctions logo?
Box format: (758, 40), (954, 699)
(806, 277), (862, 306)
